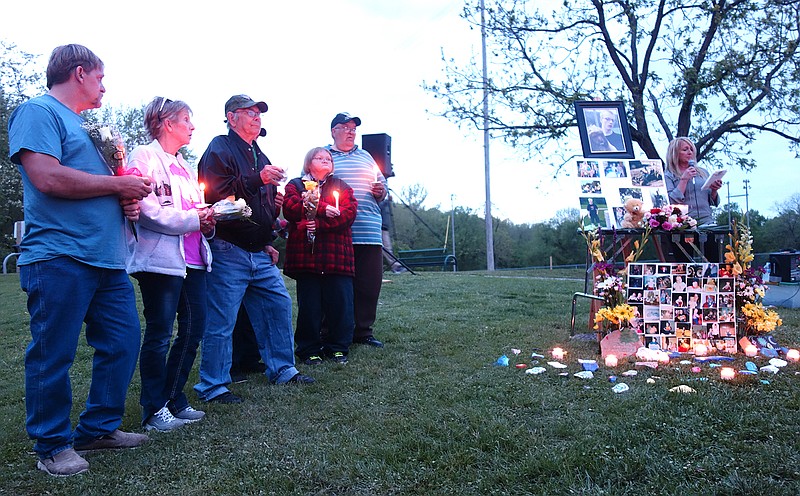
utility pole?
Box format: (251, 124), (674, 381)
(451, 194), (457, 272)
(480, 0), (495, 270)
(725, 179), (751, 229)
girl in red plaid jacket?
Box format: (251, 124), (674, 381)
(283, 147), (358, 364)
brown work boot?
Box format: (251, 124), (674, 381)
(74, 429), (148, 453)
(37, 448), (89, 477)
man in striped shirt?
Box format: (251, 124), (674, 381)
(327, 113), (388, 348)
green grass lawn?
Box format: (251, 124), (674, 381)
(1, 270), (799, 495)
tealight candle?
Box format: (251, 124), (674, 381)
(787, 349), (800, 361)
(744, 344), (757, 357)
(604, 354), (618, 367)
(694, 344), (708, 356)
(720, 367), (735, 380)
(333, 190), (340, 210)
(552, 347), (565, 360)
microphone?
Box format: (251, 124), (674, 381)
(688, 159), (696, 186)
(259, 128), (267, 137)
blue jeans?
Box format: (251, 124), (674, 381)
(194, 239), (298, 401)
(20, 257), (140, 459)
(133, 269), (206, 423)
(294, 274), (354, 359)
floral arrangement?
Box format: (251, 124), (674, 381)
(644, 205), (697, 231)
(301, 180), (320, 248)
(725, 222), (782, 334)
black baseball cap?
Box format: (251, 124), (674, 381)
(330, 112), (361, 129)
(225, 94), (268, 115)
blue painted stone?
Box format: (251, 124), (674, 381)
(746, 361), (758, 372)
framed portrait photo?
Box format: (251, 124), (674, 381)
(575, 101), (635, 159)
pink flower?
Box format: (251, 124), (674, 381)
(662, 222), (673, 230)
(649, 219), (660, 228)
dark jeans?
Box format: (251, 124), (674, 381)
(134, 269), (206, 423)
(231, 304), (263, 373)
(353, 244), (383, 340)
(294, 274), (354, 359)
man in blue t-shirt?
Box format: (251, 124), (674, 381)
(8, 44), (152, 477)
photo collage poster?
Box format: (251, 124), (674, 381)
(626, 262), (738, 354)
(576, 159), (670, 229)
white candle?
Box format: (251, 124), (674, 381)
(744, 344), (757, 357)
(657, 351), (670, 364)
(333, 190), (340, 210)
(199, 182), (206, 204)
(551, 347), (565, 360)
(787, 349), (800, 361)
(373, 165), (380, 182)
(604, 354), (618, 367)
(720, 367), (735, 380)
(694, 344), (708, 356)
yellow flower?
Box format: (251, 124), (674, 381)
(724, 251), (736, 263)
(303, 180), (318, 191)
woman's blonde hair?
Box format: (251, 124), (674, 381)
(665, 137), (707, 179)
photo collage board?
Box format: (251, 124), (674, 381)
(626, 262), (738, 354)
(576, 159), (670, 230)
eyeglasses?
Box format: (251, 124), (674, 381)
(334, 126), (357, 134)
(157, 97), (172, 121)
(312, 156), (332, 163)
(235, 108), (261, 119)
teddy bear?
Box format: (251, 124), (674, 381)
(621, 197), (645, 228)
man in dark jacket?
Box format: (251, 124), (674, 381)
(194, 95), (313, 405)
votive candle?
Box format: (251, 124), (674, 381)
(720, 367), (735, 380)
(694, 344), (708, 356)
(744, 344), (757, 357)
(604, 354), (618, 367)
(552, 347), (565, 360)
(787, 349), (800, 362)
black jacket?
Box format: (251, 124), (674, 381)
(198, 130), (277, 252)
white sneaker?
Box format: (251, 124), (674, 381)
(144, 406), (186, 432)
(173, 405), (205, 423)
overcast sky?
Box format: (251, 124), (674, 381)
(3, 0), (797, 226)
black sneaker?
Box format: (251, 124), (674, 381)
(331, 352), (348, 364)
(354, 336), (384, 348)
(207, 392), (243, 404)
(286, 373), (315, 384)
(303, 355), (323, 366)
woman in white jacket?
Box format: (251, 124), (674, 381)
(127, 97), (215, 432)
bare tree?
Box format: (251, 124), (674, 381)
(425, 0), (800, 170)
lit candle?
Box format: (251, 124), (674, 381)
(199, 182), (206, 205)
(694, 344), (708, 357)
(720, 367), (735, 380)
(744, 344), (757, 357)
(604, 354), (618, 367)
(787, 349), (800, 362)
(657, 351), (670, 364)
(551, 347), (565, 360)
(332, 190), (340, 210)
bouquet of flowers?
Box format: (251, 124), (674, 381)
(644, 205), (697, 231)
(82, 122), (134, 175)
(302, 180), (320, 248)
(725, 222), (782, 334)
(82, 121), (139, 239)
(211, 196), (253, 221)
